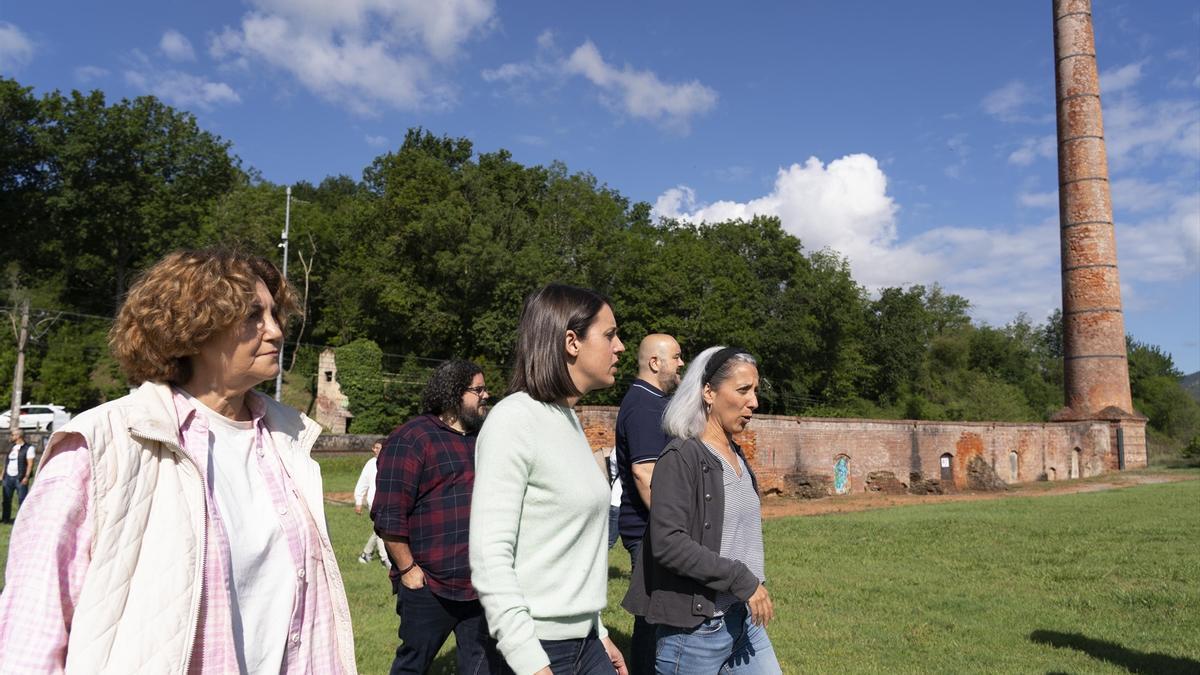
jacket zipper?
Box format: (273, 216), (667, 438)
(133, 431), (208, 675)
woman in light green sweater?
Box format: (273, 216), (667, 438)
(470, 284), (629, 675)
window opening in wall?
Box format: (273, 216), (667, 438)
(1049, 467), (1057, 481)
(325, 371), (334, 382)
(833, 455), (851, 495)
(939, 453), (954, 482)
(1009, 451), (1019, 482)
(1070, 448), (1081, 479)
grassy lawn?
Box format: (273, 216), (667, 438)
(2, 461), (1197, 674)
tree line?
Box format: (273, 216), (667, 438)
(1, 77), (1196, 460)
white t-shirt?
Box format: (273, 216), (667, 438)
(6, 444), (34, 477)
(193, 398), (295, 675)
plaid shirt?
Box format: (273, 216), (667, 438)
(0, 389), (344, 674)
(373, 413), (477, 601)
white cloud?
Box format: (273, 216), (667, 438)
(1008, 134), (1056, 166)
(1018, 190), (1058, 209)
(124, 67), (240, 110)
(653, 154), (928, 287)
(1117, 193), (1200, 283)
(211, 0), (495, 115)
(74, 65), (110, 82)
(1111, 178), (1174, 213)
(0, 22), (34, 71)
(1100, 62), (1143, 94)
(481, 62), (535, 83)
(982, 80), (1041, 122)
(563, 40), (717, 133)
(1103, 94), (1200, 170)
(943, 133), (970, 179)
(364, 134), (389, 147)
(652, 152), (1198, 327)
(160, 29), (195, 62)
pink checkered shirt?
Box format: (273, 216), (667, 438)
(0, 390), (343, 674)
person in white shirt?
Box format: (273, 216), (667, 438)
(2, 429), (36, 524)
(355, 440), (389, 567)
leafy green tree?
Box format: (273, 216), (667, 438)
(35, 89), (241, 312)
(335, 339), (392, 434)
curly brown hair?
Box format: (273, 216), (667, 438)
(110, 248), (300, 385)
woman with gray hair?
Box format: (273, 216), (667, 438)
(623, 346), (781, 674)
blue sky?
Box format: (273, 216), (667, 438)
(3, 1), (1198, 371)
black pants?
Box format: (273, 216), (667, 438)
(622, 537), (656, 675)
(391, 584), (505, 675)
(539, 631), (614, 675)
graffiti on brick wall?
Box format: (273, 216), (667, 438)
(834, 455), (850, 495)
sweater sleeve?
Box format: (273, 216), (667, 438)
(469, 404), (549, 675)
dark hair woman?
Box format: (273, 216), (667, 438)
(470, 284), (629, 675)
(0, 248), (356, 674)
(623, 346), (781, 674)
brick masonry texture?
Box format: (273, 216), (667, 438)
(575, 407), (1147, 497)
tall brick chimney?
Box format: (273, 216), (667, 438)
(1052, 0), (1135, 420)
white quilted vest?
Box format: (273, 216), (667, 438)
(44, 382), (357, 674)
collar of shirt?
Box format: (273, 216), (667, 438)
(630, 378), (666, 398)
(426, 412), (475, 437)
(171, 387), (268, 438)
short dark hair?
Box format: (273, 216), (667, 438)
(421, 359), (483, 417)
(507, 283), (610, 403)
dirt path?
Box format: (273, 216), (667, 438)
(327, 471), (1196, 517)
(758, 470), (1196, 519)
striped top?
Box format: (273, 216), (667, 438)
(705, 443), (766, 612)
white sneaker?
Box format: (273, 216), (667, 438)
(357, 553), (370, 564)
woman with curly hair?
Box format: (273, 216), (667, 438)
(0, 248), (356, 674)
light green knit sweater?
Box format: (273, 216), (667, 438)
(469, 392), (611, 675)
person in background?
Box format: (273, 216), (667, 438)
(607, 454), (621, 550)
(372, 359), (504, 675)
(614, 334), (685, 674)
(0, 248), (356, 673)
(355, 440), (389, 567)
(1, 429), (36, 524)
(470, 283), (629, 675)
(623, 346), (780, 674)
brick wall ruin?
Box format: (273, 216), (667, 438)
(576, 406), (1146, 498)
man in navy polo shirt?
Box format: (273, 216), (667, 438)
(615, 333), (684, 674)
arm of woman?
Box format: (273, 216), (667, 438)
(648, 447), (761, 601)
(0, 434), (93, 672)
(469, 412), (550, 675)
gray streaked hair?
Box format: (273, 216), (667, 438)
(661, 345), (757, 440)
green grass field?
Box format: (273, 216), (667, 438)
(3, 463), (1198, 674)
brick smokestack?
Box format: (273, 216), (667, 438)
(1053, 0), (1134, 419)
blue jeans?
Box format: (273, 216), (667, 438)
(540, 631), (615, 675)
(654, 602), (781, 675)
(1, 475), (27, 522)
(622, 537), (656, 675)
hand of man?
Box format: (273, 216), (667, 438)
(603, 636), (628, 675)
(748, 584), (774, 627)
(532, 669), (552, 675)
(20, 478), (28, 486)
(354, 504), (363, 515)
(400, 563), (426, 590)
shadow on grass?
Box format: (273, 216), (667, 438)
(1030, 630), (1200, 674)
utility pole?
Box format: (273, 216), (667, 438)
(9, 299), (29, 426)
(275, 186), (291, 401)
